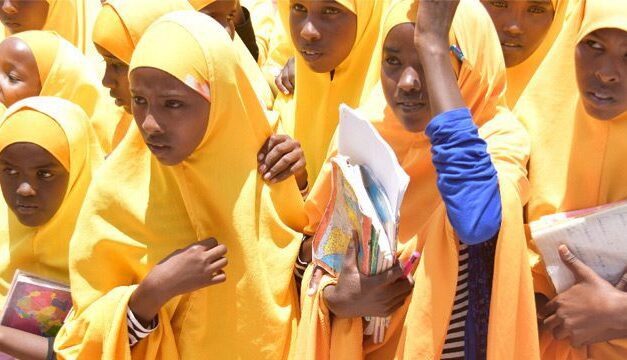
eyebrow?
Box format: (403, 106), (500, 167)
(383, 46), (400, 53)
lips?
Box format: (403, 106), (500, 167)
(1, 19), (20, 30)
(300, 48), (323, 62)
(146, 142), (171, 156)
(397, 99), (427, 113)
(586, 90), (616, 105)
(501, 41), (523, 49)
(15, 202), (38, 215)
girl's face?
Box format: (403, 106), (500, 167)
(0, 37), (42, 107)
(130, 67), (210, 165)
(289, 0), (357, 73)
(198, 0), (236, 39)
(95, 44), (132, 114)
(0, 0), (49, 34)
(0, 142), (69, 227)
(381, 23), (431, 133)
(481, 0), (555, 67)
(575, 28), (627, 120)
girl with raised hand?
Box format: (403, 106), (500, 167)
(0, 96), (103, 360)
(92, 0), (192, 153)
(516, 0), (627, 357)
(296, 0), (539, 359)
(54, 11), (306, 359)
(481, 0), (571, 108)
(0, 30), (119, 155)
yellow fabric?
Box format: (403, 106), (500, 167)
(273, 0), (388, 189)
(505, 0), (571, 108)
(294, 1), (539, 359)
(516, 0), (627, 358)
(93, 0), (193, 65)
(0, 96), (103, 304)
(10, 31), (119, 155)
(54, 11), (307, 359)
(0, 109), (69, 170)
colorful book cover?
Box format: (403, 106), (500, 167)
(0, 270), (72, 337)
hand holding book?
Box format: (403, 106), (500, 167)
(322, 232), (413, 319)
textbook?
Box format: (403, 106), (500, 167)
(313, 104), (409, 343)
(530, 201), (627, 293)
(0, 270), (72, 338)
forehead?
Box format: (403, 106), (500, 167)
(0, 38), (35, 63)
(130, 67), (193, 93)
(0, 142), (62, 168)
(202, 0), (236, 14)
(384, 23), (415, 50)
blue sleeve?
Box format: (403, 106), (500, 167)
(425, 108), (501, 245)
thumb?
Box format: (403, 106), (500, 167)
(341, 231), (359, 273)
(615, 268), (627, 291)
(558, 244), (596, 283)
(307, 267), (324, 297)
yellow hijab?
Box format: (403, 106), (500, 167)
(188, 0), (275, 109)
(517, 0), (627, 358)
(0, 96), (103, 303)
(273, 0), (388, 189)
(8, 31), (119, 155)
(92, 0), (192, 152)
(54, 11), (306, 359)
(506, 0), (571, 108)
(295, 1), (538, 359)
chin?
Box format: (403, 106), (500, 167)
(304, 60), (334, 74)
(582, 101), (624, 121)
(14, 213), (45, 227)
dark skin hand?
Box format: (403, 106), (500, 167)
(322, 233), (414, 318)
(257, 134), (308, 190)
(129, 238), (228, 326)
(0, 326), (49, 360)
(275, 56), (295, 95)
(539, 245), (627, 347)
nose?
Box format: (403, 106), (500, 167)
(141, 112), (164, 136)
(16, 181), (36, 197)
(300, 19), (320, 42)
(102, 63), (117, 90)
(502, 22), (523, 37)
(397, 66), (422, 93)
(1, 0), (17, 15)
(595, 61), (619, 84)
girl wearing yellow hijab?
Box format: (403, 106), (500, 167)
(481, 0), (572, 108)
(0, 30), (119, 155)
(54, 11), (306, 359)
(261, 0), (388, 201)
(92, 0), (192, 153)
(295, 0), (539, 359)
(516, 0), (627, 358)
(0, 0), (101, 67)
(0, 96), (103, 360)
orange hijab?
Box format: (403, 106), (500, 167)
(506, 0), (571, 107)
(294, 1), (538, 359)
(517, 0), (627, 358)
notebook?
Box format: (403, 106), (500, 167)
(530, 201), (627, 293)
(312, 104), (409, 343)
(0, 270), (72, 338)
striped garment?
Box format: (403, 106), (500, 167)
(441, 244), (469, 359)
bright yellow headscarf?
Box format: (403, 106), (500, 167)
(54, 11), (306, 359)
(8, 31), (119, 155)
(506, 0), (571, 108)
(92, 0), (193, 152)
(262, 0), (294, 89)
(187, 0), (276, 109)
(517, 0), (627, 358)
(0, 96), (103, 304)
(273, 0), (388, 190)
(294, 1), (539, 359)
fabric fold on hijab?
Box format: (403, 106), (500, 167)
(294, 1), (538, 359)
(54, 11), (306, 359)
(0, 96), (103, 304)
(516, 0), (627, 358)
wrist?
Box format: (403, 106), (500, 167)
(612, 290), (627, 332)
(130, 275), (169, 326)
(414, 36), (449, 56)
